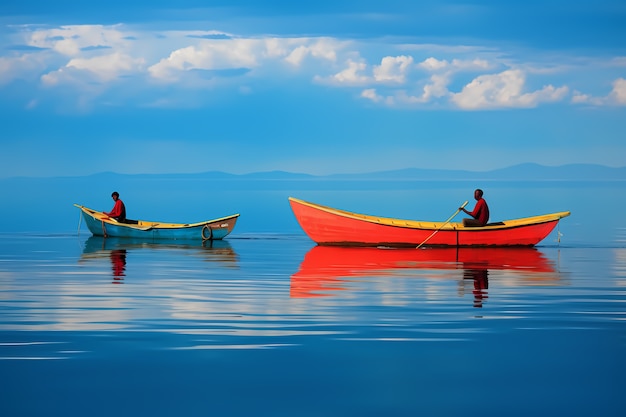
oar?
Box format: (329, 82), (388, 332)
(416, 201), (468, 249)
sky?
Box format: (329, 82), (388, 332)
(1, 1), (625, 178)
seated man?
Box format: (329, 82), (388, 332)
(460, 189), (489, 227)
(104, 191), (127, 223)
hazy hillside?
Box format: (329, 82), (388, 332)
(326, 163), (626, 181)
(33, 163), (623, 181)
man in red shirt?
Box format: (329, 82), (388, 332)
(104, 191), (126, 223)
(460, 189), (489, 227)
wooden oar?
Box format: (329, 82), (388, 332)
(416, 201), (468, 249)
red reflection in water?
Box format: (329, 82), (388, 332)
(110, 249), (127, 283)
(291, 246), (559, 307)
(464, 269), (488, 308)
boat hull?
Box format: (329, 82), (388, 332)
(75, 204), (239, 240)
(289, 197), (570, 247)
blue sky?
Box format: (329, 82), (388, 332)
(1, 1), (625, 178)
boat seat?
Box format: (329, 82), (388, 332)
(465, 221), (505, 228)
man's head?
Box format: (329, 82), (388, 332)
(474, 189), (483, 200)
(111, 192), (119, 200)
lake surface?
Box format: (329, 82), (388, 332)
(1, 179), (625, 416)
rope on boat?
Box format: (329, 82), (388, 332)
(201, 224), (213, 241)
(101, 220), (107, 238)
(77, 210), (82, 236)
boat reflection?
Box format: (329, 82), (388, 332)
(80, 236), (239, 282)
(291, 246), (562, 307)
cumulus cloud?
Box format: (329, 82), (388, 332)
(572, 77), (626, 106)
(373, 55), (413, 83)
(320, 54), (415, 86)
(27, 25), (129, 56)
(421, 73), (452, 101)
(69, 53), (143, 81)
(451, 69), (568, 109)
(419, 57), (449, 72)
(359, 57), (495, 106)
(418, 57), (491, 72)
(361, 74), (452, 106)
(283, 38), (340, 66)
(148, 39), (262, 82)
(322, 59), (370, 85)
(41, 53), (144, 85)
(571, 91), (598, 105)
(361, 88), (382, 102)
(360, 88), (399, 105)
(408, 57), (494, 105)
(0, 54), (46, 85)
(149, 37), (342, 82)
(609, 78), (626, 104)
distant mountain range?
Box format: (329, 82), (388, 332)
(335, 163), (626, 181)
(5, 163), (626, 181)
(79, 163), (626, 181)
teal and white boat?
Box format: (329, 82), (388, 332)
(75, 204), (239, 240)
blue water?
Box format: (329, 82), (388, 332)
(1, 179), (625, 416)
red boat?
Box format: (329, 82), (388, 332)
(290, 245), (562, 299)
(289, 197), (570, 247)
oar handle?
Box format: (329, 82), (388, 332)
(416, 200), (468, 249)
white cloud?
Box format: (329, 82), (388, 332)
(360, 68), (571, 110)
(360, 88), (399, 106)
(609, 78), (626, 104)
(70, 53), (144, 81)
(284, 38), (340, 66)
(571, 91), (601, 105)
(320, 55), (414, 87)
(373, 55), (413, 83)
(284, 45), (309, 66)
(451, 69), (568, 109)
(363, 73), (452, 106)
(572, 77), (626, 106)
(418, 57), (491, 72)
(148, 39), (262, 81)
(419, 57), (449, 72)
(361, 88), (382, 102)
(27, 25), (129, 56)
(41, 53), (144, 85)
(451, 58), (491, 71)
(421, 73), (452, 101)
(0, 54), (46, 85)
(148, 37), (342, 83)
(326, 59), (370, 85)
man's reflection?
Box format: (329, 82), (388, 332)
(463, 268), (488, 308)
(110, 249), (127, 283)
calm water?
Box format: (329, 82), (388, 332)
(1, 180), (626, 416)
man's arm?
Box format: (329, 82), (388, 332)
(106, 200), (123, 217)
(470, 200), (485, 218)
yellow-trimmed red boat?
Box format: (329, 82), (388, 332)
(288, 197), (570, 247)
